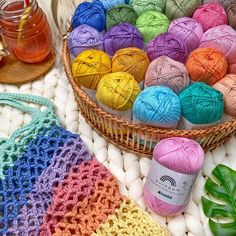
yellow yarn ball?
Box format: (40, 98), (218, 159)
(72, 49), (111, 89)
(112, 47), (150, 83)
(96, 72), (141, 111)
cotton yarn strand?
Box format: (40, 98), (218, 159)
(144, 137), (204, 216)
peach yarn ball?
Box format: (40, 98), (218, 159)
(145, 56), (190, 94)
(193, 3), (228, 32)
(112, 47), (150, 83)
(213, 74), (236, 116)
(186, 48), (228, 85)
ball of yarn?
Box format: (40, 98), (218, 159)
(132, 0), (166, 16)
(179, 82), (224, 124)
(68, 25), (103, 57)
(104, 23), (144, 56)
(96, 72), (140, 111)
(112, 48), (150, 83)
(213, 74), (236, 116)
(146, 32), (188, 63)
(136, 11), (170, 43)
(144, 137), (204, 216)
(168, 17), (203, 53)
(193, 3), (228, 32)
(145, 56), (190, 94)
(186, 48), (228, 85)
(71, 0), (106, 32)
(72, 49), (111, 90)
(106, 5), (138, 30)
(99, 0), (125, 10)
(165, 0), (202, 20)
(200, 25), (236, 74)
(133, 86), (181, 127)
(203, 0), (236, 28)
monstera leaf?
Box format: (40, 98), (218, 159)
(202, 164), (236, 236)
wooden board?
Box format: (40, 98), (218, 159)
(0, 53), (55, 85)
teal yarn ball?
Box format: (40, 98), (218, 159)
(100, 0), (126, 10)
(132, 0), (166, 16)
(136, 11), (170, 43)
(106, 5), (138, 30)
(133, 86), (181, 127)
(179, 82), (224, 124)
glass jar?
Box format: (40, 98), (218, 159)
(0, 0), (53, 63)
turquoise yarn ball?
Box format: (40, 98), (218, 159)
(133, 86), (181, 127)
(179, 82), (224, 124)
(72, 0), (106, 32)
(100, 0), (126, 10)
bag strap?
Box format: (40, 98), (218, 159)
(0, 93), (54, 118)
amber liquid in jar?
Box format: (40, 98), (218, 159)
(0, 0), (53, 63)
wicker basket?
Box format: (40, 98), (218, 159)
(62, 36), (236, 157)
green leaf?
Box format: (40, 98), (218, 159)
(202, 164), (236, 236)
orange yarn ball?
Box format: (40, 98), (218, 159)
(213, 74), (236, 116)
(186, 48), (228, 85)
(112, 47), (150, 83)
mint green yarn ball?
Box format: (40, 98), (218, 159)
(106, 4), (138, 30)
(136, 11), (170, 43)
(179, 82), (224, 124)
(165, 0), (202, 20)
(133, 0), (166, 16)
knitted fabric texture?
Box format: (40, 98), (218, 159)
(0, 94), (59, 179)
(53, 177), (124, 236)
(93, 199), (170, 236)
(40, 159), (112, 235)
(1, 93), (170, 236)
(8, 137), (92, 236)
(0, 126), (76, 234)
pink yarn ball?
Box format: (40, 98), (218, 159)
(144, 137), (204, 216)
(200, 24), (236, 74)
(193, 3), (228, 32)
(168, 17), (203, 53)
(145, 56), (190, 94)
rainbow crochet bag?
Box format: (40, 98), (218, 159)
(0, 93), (170, 236)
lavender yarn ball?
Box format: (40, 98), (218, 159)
(71, 0), (106, 32)
(168, 17), (203, 53)
(146, 32), (188, 62)
(145, 56), (190, 94)
(104, 23), (144, 56)
(68, 25), (103, 57)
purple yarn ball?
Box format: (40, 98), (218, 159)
(146, 32), (188, 62)
(168, 17), (203, 53)
(104, 23), (144, 56)
(68, 24), (104, 57)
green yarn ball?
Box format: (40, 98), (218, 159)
(179, 82), (224, 124)
(165, 0), (202, 20)
(106, 4), (138, 30)
(132, 0), (166, 16)
(136, 11), (170, 43)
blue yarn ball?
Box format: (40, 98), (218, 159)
(100, 0), (126, 10)
(72, 0), (106, 32)
(133, 86), (181, 127)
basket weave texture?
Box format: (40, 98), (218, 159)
(62, 37), (236, 157)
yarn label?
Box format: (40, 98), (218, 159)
(146, 160), (197, 205)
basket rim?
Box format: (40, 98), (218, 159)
(62, 35), (236, 138)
